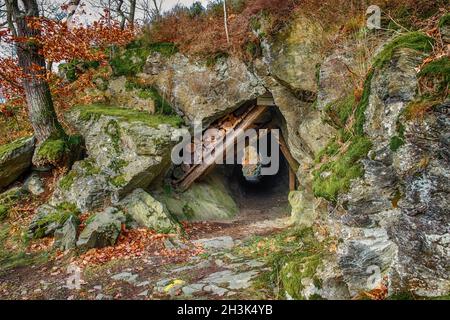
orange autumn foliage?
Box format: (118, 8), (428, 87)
(0, 16), (135, 107)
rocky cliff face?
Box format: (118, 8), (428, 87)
(138, 14), (449, 298)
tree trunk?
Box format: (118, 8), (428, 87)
(8, 0), (65, 143)
(66, 0), (81, 24)
(128, 0), (136, 28)
(223, 0), (230, 44)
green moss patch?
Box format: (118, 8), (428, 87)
(0, 224), (50, 274)
(59, 171), (78, 191)
(110, 40), (177, 77)
(418, 56), (450, 95)
(0, 136), (33, 159)
(280, 253), (322, 300)
(80, 160), (101, 176)
(35, 134), (82, 165)
(110, 175), (127, 188)
(0, 205), (7, 221)
(32, 202), (80, 239)
(324, 95), (355, 129)
(75, 104), (184, 128)
(37, 139), (66, 162)
(389, 136), (405, 152)
(372, 32), (434, 70)
(235, 227), (330, 300)
(313, 136), (372, 202)
(125, 79), (175, 115)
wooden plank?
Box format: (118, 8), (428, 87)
(178, 106), (268, 191)
(177, 106), (256, 180)
(257, 93), (276, 106)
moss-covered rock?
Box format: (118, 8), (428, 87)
(76, 207), (125, 251)
(53, 215), (80, 251)
(155, 174), (238, 221)
(27, 202), (80, 239)
(110, 40), (177, 77)
(33, 134), (83, 168)
(313, 33), (433, 202)
(118, 189), (179, 233)
(0, 136), (35, 190)
(49, 105), (182, 212)
(281, 253), (323, 300)
(235, 227), (329, 300)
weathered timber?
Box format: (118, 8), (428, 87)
(276, 133), (299, 173)
(177, 105), (268, 191)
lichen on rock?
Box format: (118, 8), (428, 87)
(155, 173), (238, 221)
(118, 188), (179, 233)
(76, 207), (125, 251)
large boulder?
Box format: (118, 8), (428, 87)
(0, 136), (35, 190)
(118, 188), (178, 233)
(262, 13), (325, 98)
(143, 53), (266, 126)
(76, 207), (125, 251)
(50, 106), (182, 212)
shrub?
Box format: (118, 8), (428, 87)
(59, 60), (101, 82)
(189, 1), (205, 17)
(145, 0), (444, 60)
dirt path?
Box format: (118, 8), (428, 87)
(0, 200), (292, 300)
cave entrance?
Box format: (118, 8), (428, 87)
(222, 138), (291, 214)
(171, 94), (299, 219)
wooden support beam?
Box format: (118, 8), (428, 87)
(177, 105), (269, 191)
(289, 166), (296, 191)
(257, 93), (276, 106)
(277, 133), (300, 173)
